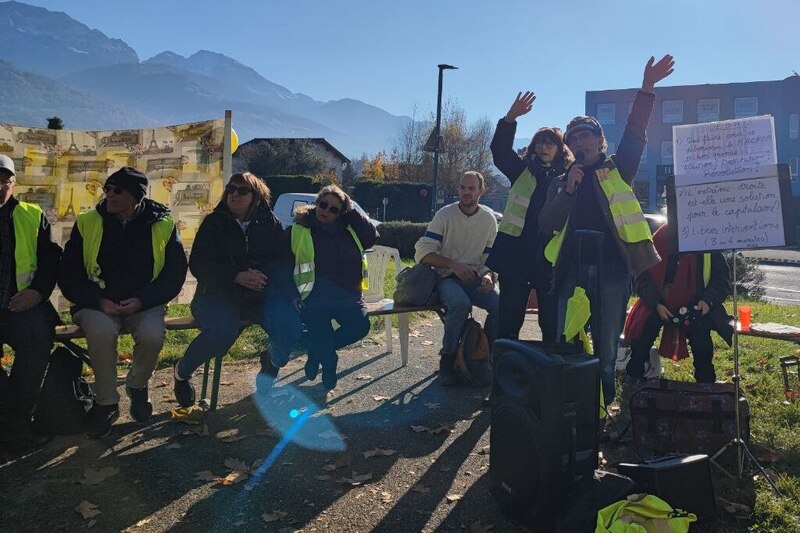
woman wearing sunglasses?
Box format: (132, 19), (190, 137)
(288, 185), (379, 391)
(486, 91), (574, 343)
(172, 172), (297, 406)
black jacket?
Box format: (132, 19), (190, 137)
(486, 118), (568, 281)
(59, 198), (188, 312)
(189, 199), (285, 302)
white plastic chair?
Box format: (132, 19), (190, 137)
(364, 245), (402, 354)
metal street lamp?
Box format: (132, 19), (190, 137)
(431, 64), (458, 218)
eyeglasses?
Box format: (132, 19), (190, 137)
(318, 200), (341, 215)
(534, 140), (557, 149)
(226, 184), (253, 196)
(103, 185), (124, 195)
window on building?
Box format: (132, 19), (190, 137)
(662, 100), (684, 124)
(661, 140), (673, 165)
(734, 97), (758, 118)
(697, 99), (720, 122)
(596, 103), (616, 125)
(791, 157), (800, 183)
(790, 114), (799, 140)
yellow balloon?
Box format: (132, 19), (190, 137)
(231, 128), (239, 153)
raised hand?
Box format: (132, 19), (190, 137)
(642, 55), (675, 93)
(504, 91), (536, 123)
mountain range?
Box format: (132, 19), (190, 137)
(0, 1), (410, 156)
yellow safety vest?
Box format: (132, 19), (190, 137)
(545, 158), (652, 265)
(701, 253), (711, 287)
(596, 494), (696, 532)
(76, 210), (175, 289)
(11, 202), (42, 291)
(497, 168), (536, 237)
(290, 224), (368, 300)
(563, 286), (604, 414)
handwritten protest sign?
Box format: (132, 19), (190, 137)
(673, 115), (776, 186)
(670, 115), (787, 252)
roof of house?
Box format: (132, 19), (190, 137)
(240, 137), (351, 164)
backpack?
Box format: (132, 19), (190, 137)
(32, 344), (94, 435)
(454, 317), (492, 386)
(393, 263), (438, 306)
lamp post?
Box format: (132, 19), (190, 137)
(431, 64), (458, 218)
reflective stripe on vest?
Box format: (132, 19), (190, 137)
(76, 210), (175, 289)
(291, 224), (369, 300)
(702, 253), (711, 287)
(11, 202), (42, 291)
(497, 168), (536, 237)
(544, 158), (652, 265)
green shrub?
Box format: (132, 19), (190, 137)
(260, 175), (325, 205)
(376, 221), (427, 259)
(725, 252), (767, 301)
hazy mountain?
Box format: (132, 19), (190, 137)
(0, 1), (138, 77)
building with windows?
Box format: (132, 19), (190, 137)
(585, 75), (800, 212)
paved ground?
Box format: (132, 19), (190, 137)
(742, 247), (800, 265)
(0, 313), (743, 532)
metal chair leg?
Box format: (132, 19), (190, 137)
(210, 355), (224, 411)
(201, 359), (210, 400)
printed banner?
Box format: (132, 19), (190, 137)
(1, 118), (227, 309)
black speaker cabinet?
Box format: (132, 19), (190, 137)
(618, 454), (716, 520)
(490, 339), (600, 529)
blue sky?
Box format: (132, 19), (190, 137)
(21, 0), (800, 140)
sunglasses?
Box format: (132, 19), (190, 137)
(226, 184), (253, 196)
(103, 185), (124, 195)
(318, 200), (341, 215)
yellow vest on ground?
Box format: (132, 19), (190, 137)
(11, 202), (42, 291)
(596, 494), (696, 532)
(545, 158), (652, 265)
(497, 168), (536, 237)
(76, 210), (175, 289)
(290, 224), (368, 300)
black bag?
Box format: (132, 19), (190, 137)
(32, 344), (94, 435)
(393, 263), (438, 306)
(454, 317), (492, 387)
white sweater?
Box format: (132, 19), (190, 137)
(414, 202), (497, 278)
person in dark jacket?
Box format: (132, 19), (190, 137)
(488, 91), (573, 342)
(540, 55), (674, 407)
(288, 185), (379, 391)
(173, 172), (298, 406)
(59, 167), (187, 438)
(624, 222), (732, 383)
(0, 154), (61, 452)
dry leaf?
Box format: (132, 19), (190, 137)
(470, 520), (495, 532)
(362, 448), (397, 458)
(224, 457), (251, 473)
(221, 470), (249, 485)
(410, 425), (430, 433)
(80, 466), (120, 485)
(429, 423), (456, 435)
(261, 511), (288, 523)
(446, 494), (463, 503)
(336, 471), (373, 486)
(411, 484), (430, 494)
(355, 374), (373, 381)
(322, 455), (351, 472)
(194, 470), (219, 482)
(219, 381), (232, 386)
(75, 500), (101, 520)
(381, 491), (393, 503)
(154, 381), (168, 388)
(409, 330), (422, 337)
(216, 429), (247, 443)
(421, 340), (434, 346)
(372, 395), (390, 402)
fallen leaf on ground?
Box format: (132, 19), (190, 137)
(322, 455), (352, 471)
(410, 425), (430, 433)
(75, 500), (101, 520)
(429, 422), (456, 435)
(424, 402), (441, 409)
(224, 457), (251, 473)
(421, 341), (434, 346)
(362, 448), (397, 458)
(261, 511), (288, 523)
(221, 470), (249, 485)
(170, 406), (206, 424)
(219, 381), (232, 386)
(194, 470), (220, 482)
(216, 429), (247, 443)
(409, 330), (422, 337)
(336, 471), (373, 486)
(411, 484), (430, 494)
(470, 520), (495, 532)
(372, 395), (390, 402)
(355, 374), (373, 380)
(79, 466), (119, 485)
(446, 494), (463, 503)
(381, 491), (393, 503)
(154, 381), (168, 388)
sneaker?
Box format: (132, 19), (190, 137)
(126, 386), (153, 423)
(86, 404), (119, 439)
(173, 363), (196, 408)
(438, 354), (459, 387)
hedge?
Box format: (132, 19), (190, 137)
(352, 181), (432, 223)
(376, 221), (427, 259)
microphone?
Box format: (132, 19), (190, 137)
(571, 151), (584, 193)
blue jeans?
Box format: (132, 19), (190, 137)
(435, 276), (500, 355)
(557, 262), (630, 405)
(176, 293), (303, 378)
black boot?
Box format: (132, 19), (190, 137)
(438, 353), (459, 387)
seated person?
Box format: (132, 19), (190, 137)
(624, 222), (733, 384)
(414, 171), (499, 386)
(173, 172), (297, 406)
(287, 185), (379, 391)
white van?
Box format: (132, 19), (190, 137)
(273, 192), (380, 228)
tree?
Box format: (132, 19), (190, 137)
(233, 139), (326, 177)
(725, 252), (766, 300)
(46, 116), (64, 130)
(362, 152), (386, 181)
(341, 163), (357, 185)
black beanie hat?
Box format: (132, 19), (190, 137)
(106, 166), (148, 201)
(564, 116), (604, 142)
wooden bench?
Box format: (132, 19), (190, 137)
(54, 301), (445, 411)
(738, 323), (800, 345)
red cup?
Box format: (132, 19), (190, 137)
(739, 305), (751, 332)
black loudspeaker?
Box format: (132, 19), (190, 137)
(490, 339), (600, 530)
(617, 454), (716, 520)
